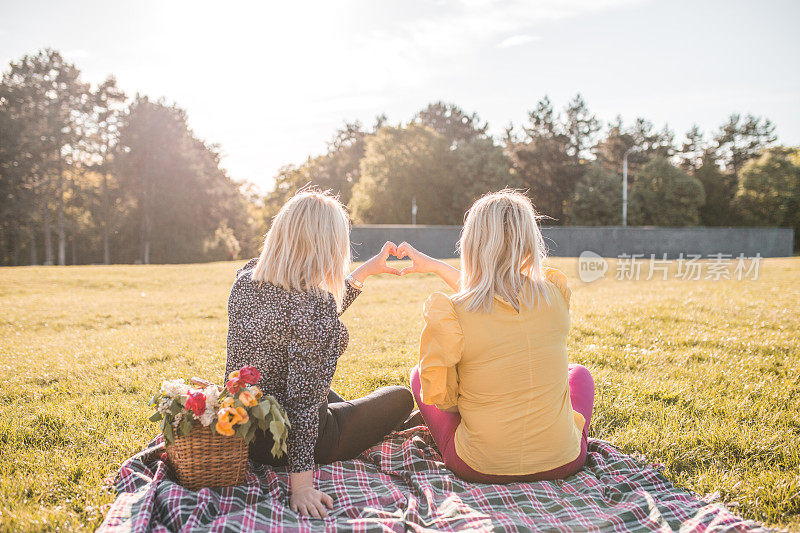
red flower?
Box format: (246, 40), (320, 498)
(226, 378), (242, 394)
(185, 390), (206, 416)
(239, 366), (261, 385)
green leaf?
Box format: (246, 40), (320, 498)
(271, 439), (283, 458)
(245, 422), (258, 444)
(235, 420), (251, 438)
(149, 411), (163, 423)
(251, 402), (267, 421)
(178, 417), (193, 437)
(258, 416), (268, 431)
(168, 398), (182, 415)
(269, 419), (285, 442)
(270, 402), (290, 428)
(163, 422), (175, 445)
(149, 393), (161, 406)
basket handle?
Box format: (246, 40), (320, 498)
(191, 377), (222, 391)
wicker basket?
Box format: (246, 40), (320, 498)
(165, 424), (249, 490)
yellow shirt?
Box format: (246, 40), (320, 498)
(418, 268), (584, 476)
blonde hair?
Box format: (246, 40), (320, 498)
(454, 190), (549, 313)
(252, 189), (351, 311)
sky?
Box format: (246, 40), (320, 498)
(1, 0), (798, 191)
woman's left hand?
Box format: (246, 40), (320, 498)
(350, 241), (401, 283)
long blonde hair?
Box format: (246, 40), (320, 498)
(454, 190), (549, 313)
(252, 189), (351, 311)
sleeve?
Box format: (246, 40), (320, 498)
(544, 268), (571, 308)
(225, 279), (249, 381)
(284, 301), (338, 472)
(338, 279), (362, 316)
(418, 292), (464, 410)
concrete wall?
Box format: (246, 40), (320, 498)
(350, 225), (795, 259)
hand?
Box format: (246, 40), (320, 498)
(290, 486), (334, 518)
(396, 241), (461, 291)
(395, 241), (435, 276)
(350, 241), (401, 283)
(368, 241), (402, 276)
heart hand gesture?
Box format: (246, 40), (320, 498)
(395, 241), (435, 276)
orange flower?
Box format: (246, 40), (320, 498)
(250, 386), (263, 400)
(221, 397), (235, 409)
(214, 406), (246, 436)
(215, 417), (235, 436)
(228, 370), (240, 380)
(239, 390), (257, 408)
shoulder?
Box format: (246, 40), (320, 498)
(543, 267), (571, 304)
(229, 259), (260, 302)
(235, 258), (259, 280)
(423, 292), (461, 328)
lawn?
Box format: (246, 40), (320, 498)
(0, 257), (798, 531)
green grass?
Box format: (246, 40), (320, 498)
(1, 258), (799, 531)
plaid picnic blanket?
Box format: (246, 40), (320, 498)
(99, 427), (769, 532)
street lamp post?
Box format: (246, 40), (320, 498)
(622, 147), (636, 227)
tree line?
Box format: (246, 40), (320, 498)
(0, 49), (263, 266)
(271, 98), (798, 241)
(2, 49), (798, 266)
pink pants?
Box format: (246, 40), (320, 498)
(409, 364), (594, 484)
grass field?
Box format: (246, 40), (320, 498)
(1, 257), (799, 531)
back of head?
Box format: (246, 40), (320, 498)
(252, 189), (351, 311)
(454, 189), (548, 313)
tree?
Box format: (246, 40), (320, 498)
(86, 77), (126, 264)
(450, 137), (519, 217)
(678, 125), (707, 174)
(0, 91), (35, 264)
(694, 151), (735, 226)
(733, 148), (799, 229)
(117, 96), (251, 264)
(568, 164), (621, 225)
(594, 116), (674, 176)
(504, 96), (585, 223)
(414, 101), (488, 148)
(0, 49), (89, 265)
(564, 94), (601, 162)
(350, 125), (453, 224)
(264, 119), (376, 216)
(629, 157), (705, 226)
(714, 114), (777, 178)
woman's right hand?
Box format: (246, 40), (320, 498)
(290, 471), (333, 518)
(396, 241), (461, 291)
(290, 485), (334, 518)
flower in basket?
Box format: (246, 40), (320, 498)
(148, 366), (290, 459)
(239, 366), (260, 385)
(185, 390), (206, 417)
(225, 366), (260, 394)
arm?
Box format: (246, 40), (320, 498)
(332, 241), (400, 316)
(418, 293), (464, 411)
(285, 304), (337, 518)
(348, 241), (401, 284)
(396, 242), (460, 291)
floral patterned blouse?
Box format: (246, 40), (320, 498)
(225, 258), (361, 472)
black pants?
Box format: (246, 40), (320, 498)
(250, 386), (415, 467)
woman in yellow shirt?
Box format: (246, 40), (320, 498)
(399, 190), (594, 483)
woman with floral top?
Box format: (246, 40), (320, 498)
(225, 189), (414, 518)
